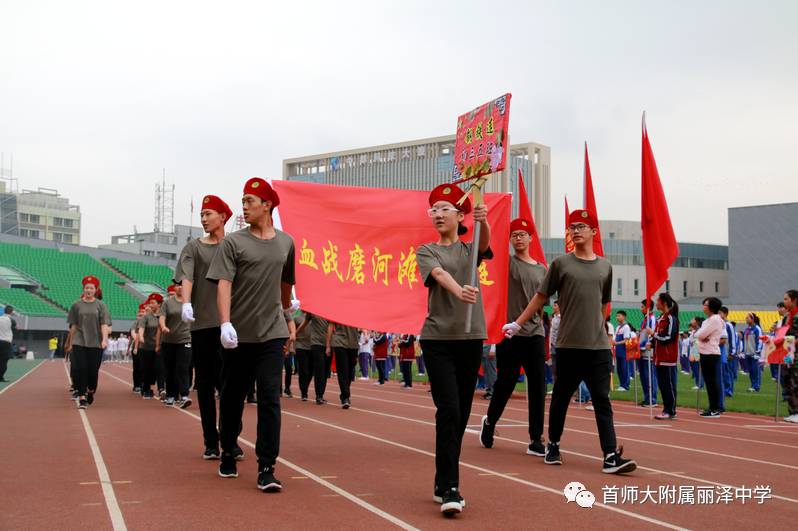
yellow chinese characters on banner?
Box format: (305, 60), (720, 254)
(299, 240), (494, 291)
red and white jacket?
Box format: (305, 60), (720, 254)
(652, 311), (680, 366)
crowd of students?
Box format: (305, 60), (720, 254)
(58, 177), (798, 518)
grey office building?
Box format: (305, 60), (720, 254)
(729, 202), (798, 305)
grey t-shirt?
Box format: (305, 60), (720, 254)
(537, 253), (612, 350)
(206, 228), (296, 344)
(295, 314), (311, 351)
(68, 299), (112, 348)
(161, 296), (191, 344)
(306, 313), (329, 347)
(416, 241), (492, 340)
(174, 238), (221, 331)
(331, 324), (359, 349)
(138, 313), (160, 351)
(507, 255), (547, 337)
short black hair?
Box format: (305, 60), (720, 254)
(777, 302), (785, 308)
(4, 305), (12, 314)
(703, 297), (722, 314)
(616, 310), (627, 317)
(787, 290), (798, 302)
(641, 299), (653, 309)
(720, 306), (729, 314)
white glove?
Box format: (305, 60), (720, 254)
(181, 302), (195, 323)
(289, 299), (301, 313)
(220, 322), (238, 349)
(502, 322), (521, 339)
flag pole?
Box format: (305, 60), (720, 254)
(460, 174), (490, 334)
(775, 364), (782, 423)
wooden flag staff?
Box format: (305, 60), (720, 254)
(457, 174), (490, 334)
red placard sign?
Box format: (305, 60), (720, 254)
(453, 93), (512, 182)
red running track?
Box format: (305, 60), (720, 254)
(2, 360), (796, 530)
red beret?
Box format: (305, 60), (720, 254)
(82, 275), (100, 288)
(147, 293), (164, 303)
(167, 285), (176, 294)
(428, 184), (471, 214)
(568, 209), (598, 228)
(243, 177), (280, 208)
(201, 195), (233, 222)
(510, 218), (534, 236)
(138, 303), (147, 311)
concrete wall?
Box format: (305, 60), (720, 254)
(729, 202), (798, 305)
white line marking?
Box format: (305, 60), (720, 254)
(0, 360), (45, 396)
(67, 364), (127, 531)
(99, 369), (419, 531)
(282, 410), (687, 531)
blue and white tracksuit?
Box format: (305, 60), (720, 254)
(721, 320), (737, 398)
(743, 325), (763, 391)
(615, 324), (631, 390)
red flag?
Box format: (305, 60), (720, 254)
(641, 113), (679, 305)
(517, 169), (547, 266)
(564, 196), (575, 253)
(273, 181), (511, 344)
(583, 142), (605, 257)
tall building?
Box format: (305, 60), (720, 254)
(99, 224), (203, 261)
(0, 183), (82, 244)
(283, 135), (552, 237)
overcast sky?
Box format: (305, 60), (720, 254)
(2, 0), (796, 247)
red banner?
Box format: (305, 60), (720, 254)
(274, 181), (510, 344)
(453, 93), (512, 182)
(764, 326), (795, 365)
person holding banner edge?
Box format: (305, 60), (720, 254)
(503, 209), (637, 475)
(417, 183), (492, 515)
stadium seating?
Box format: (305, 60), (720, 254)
(0, 241), (141, 319)
(0, 287), (65, 317)
(103, 257), (174, 288)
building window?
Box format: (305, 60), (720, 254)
(63, 219), (74, 228)
(617, 278), (622, 296)
(19, 213), (29, 222)
(143, 250), (155, 257)
(29, 214), (40, 224)
(683, 281), (688, 298)
(699, 281), (704, 293)
(54, 217), (64, 227)
(715, 281), (719, 293)
(633, 279), (639, 296)
(54, 233), (63, 242)
(63, 234), (73, 243)
(665, 280), (670, 292)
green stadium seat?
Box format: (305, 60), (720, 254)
(0, 287), (65, 317)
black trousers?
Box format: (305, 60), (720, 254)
(283, 353), (294, 393)
(139, 349), (157, 392)
(155, 350), (166, 391)
(220, 339), (286, 467)
(656, 365), (678, 416)
(325, 349), (334, 378)
(132, 350), (142, 388)
(310, 344), (328, 399)
(700, 355), (721, 412)
(335, 347), (357, 402)
(191, 328), (223, 448)
(163, 342), (192, 399)
(421, 339), (483, 491)
(348, 350), (357, 383)
(72, 345), (103, 396)
(0, 340), (10, 380)
(375, 359), (387, 383)
(295, 348), (312, 397)
(548, 348), (617, 454)
(487, 335), (546, 442)
(400, 360), (413, 386)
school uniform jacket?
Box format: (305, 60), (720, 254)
(652, 312), (679, 366)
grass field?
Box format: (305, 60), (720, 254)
(0, 359), (43, 392)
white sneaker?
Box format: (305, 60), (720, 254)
(784, 414), (798, 424)
(691, 386), (700, 390)
(615, 387), (628, 392)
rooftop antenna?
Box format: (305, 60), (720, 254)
(154, 168), (175, 233)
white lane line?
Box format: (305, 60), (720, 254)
(0, 359), (45, 396)
(99, 369), (419, 531)
(66, 364), (127, 531)
(348, 401), (798, 505)
(281, 410), (687, 531)
(345, 391), (798, 470)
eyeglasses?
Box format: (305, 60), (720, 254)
(567, 224), (591, 232)
(510, 232), (529, 239)
(427, 207), (459, 217)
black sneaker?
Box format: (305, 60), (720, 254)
(283, 390), (293, 398)
(218, 453), (238, 478)
(246, 395), (257, 404)
(315, 397), (327, 405)
(180, 397), (192, 409)
(479, 415), (494, 449)
(232, 446), (245, 461)
(257, 466), (283, 492)
(77, 398), (88, 409)
(602, 447), (637, 474)
(527, 439), (546, 457)
(544, 442), (562, 465)
(433, 486), (466, 507)
(132, 386), (141, 393)
(86, 392), (94, 405)
(440, 488), (463, 515)
(699, 409), (721, 418)
(159, 389), (167, 401)
(203, 446), (220, 460)
(342, 399), (351, 410)
(301, 395), (308, 402)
